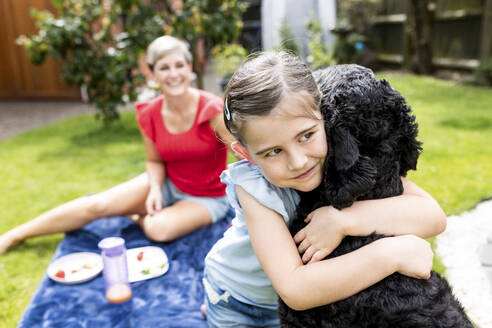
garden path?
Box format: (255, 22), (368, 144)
(436, 198), (492, 328)
(0, 100), (95, 140)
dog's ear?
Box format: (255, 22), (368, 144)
(331, 125), (359, 171)
(397, 125), (422, 176)
(324, 125), (377, 209)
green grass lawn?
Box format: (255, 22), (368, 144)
(381, 73), (492, 214)
(0, 74), (491, 327)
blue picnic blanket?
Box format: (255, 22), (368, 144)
(18, 210), (233, 328)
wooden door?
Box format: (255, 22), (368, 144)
(0, 0), (80, 99)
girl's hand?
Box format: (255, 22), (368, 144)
(293, 206), (346, 264)
(145, 185), (163, 215)
(384, 235), (433, 279)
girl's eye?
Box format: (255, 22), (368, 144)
(158, 65), (169, 71)
(176, 62), (185, 68)
(266, 148), (282, 157)
(299, 132), (314, 142)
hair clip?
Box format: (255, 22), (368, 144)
(224, 96), (231, 121)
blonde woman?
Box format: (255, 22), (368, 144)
(0, 36), (234, 254)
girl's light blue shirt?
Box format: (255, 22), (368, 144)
(204, 160), (300, 308)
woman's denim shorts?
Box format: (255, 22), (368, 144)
(139, 173), (229, 223)
(202, 273), (280, 328)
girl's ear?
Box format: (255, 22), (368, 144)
(231, 141), (254, 163)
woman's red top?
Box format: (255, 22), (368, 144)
(135, 90), (227, 197)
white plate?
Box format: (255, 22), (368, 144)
(47, 252), (103, 285)
(127, 246), (169, 282)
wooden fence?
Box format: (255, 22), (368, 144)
(370, 0), (492, 70)
(0, 0), (80, 100)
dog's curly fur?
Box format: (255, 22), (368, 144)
(278, 65), (473, 327)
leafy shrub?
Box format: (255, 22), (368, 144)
(17, 0), (247, 123)
(212, 43), (248, 92)
(276, 19), (301, 56)
(211, 43), (248, 78)
(306, 19), (334, 69)
(306, 19), (333, 69)
(18, 0), (161, 123)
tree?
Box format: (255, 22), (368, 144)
(163, 0), (247, 89)
(407, 0), (435, 74)
(18, 0), (247, 123)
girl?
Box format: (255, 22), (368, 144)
(202, 51), (446, 327)
(0, 36), (235, 254)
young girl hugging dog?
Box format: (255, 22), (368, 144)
(202, 51), (446, 327)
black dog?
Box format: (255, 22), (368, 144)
(278, 65), (473, 327)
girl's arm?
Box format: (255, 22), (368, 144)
(237, 186), (433, 311)
(342, 177), (446, 237)
(295, 177), (446, 263)
(141, 133), (166, 214)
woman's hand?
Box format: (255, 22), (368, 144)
(383, 235), (433, 279)
(145, 185), (163, 215)
(141, 133), (166, 216)
(293, 206), (346, 264)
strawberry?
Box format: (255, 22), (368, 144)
(55, 270), (65, 279)
(137, 251), (144, 261)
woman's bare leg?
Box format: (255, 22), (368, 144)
(136, 200), (212, 243)
(0, 175), (149, 254)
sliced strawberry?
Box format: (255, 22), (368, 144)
(137, 251), (144, 261)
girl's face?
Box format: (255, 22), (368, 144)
(152, 50), (192, 97)
(241, 94), (328, 192)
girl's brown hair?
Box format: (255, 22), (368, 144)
(224, 51), (321, 144)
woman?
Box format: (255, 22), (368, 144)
(0, 36), (234, 254)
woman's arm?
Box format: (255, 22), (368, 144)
(237, 186), (433, 311)
(294, 177), (446, 263)
(141, 133), (166, 214)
